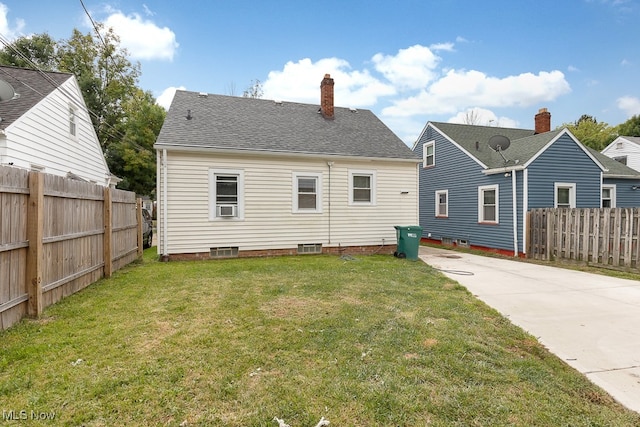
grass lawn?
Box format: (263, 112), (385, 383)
(2, 249), (640, 426)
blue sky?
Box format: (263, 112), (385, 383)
(1, 0), (639, 145)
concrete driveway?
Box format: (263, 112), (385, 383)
(419, 246), (640, 414)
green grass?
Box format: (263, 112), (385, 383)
(1, 250), (639, 426)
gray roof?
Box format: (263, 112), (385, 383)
(620, 136), (640, 146)
(430, 121), (640, 178)
(155, 90), (419, 161)
(0, 65), (72, 130)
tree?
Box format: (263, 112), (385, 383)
(242, 79), (263, 98)
(57, 26), (141, 152)
(106, 88), (165, 196)
(616, 115), (640, 137)
(557, 115), (617, 151)
(0, 33), (58, 70)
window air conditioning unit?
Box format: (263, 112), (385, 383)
(217, 205), (237, 217)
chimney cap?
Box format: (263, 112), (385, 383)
(324, 73), (331, 78)
(538, 107), (548, 113)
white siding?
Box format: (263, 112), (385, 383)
(157, 150), (419, 255)
(2, 78), (110, 185)
(602, 137), (640, 172)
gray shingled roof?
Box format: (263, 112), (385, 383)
(621, 136), (640, 146)
(430, 121), (640, 178)
(155, 90), (419, 161)
(0, 65), (72, 130)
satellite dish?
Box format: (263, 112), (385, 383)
(488, 135), (511, 152)
(0, 79), (18, 102)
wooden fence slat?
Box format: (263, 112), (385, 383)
(528, 207), (640, 270)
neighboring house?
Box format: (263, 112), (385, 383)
(412, 108), (640, 257)
(154, 74), (420, 260)
(602, 136), (640, 172)
(0, 65), (114, 186)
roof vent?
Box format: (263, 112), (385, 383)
(349, 107), (357, 113)
(198, 92), (208, 98)
(274, 100), (283, 105)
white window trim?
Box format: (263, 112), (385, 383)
(554, 182), (576, 208)
(435, 189), (448, 217)
(348, 169), (376, 206)
(423, 140), (435, 168)
(478, 184), (499, 224)
(292, 172), (323, 214)
(602, 184), (616, 208)
(69, 105), (78, 138)
(209, 168), (245, 221)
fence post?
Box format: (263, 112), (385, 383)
(104, 187), (113, 278)
(137, 198), (143, 258)
(26, 171), (43, 317)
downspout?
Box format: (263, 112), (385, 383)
(512, 171), (518, 257)
(522, 169), (529, 256)
(162, 149), (168, 258)
(327, 161), (333, 244)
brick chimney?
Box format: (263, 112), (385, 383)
(534, 108), (551, 134)
(320, 74), (334, 119)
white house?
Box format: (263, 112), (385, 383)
(0, 65), (114, 186)
(602, 136), (640, 172)
(154, 74), (420, 260)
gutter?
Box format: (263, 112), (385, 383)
(153, 144), (421, 164)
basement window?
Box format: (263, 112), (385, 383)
(297, 243), (322, 254)
(210, 247), (239, 258)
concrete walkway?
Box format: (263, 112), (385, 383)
(419, 246), (640, 414)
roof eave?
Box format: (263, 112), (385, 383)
(153, 143), (422, 163)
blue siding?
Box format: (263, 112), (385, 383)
(527, 134), (602, 208)
(604, 178), (640, 207)
(415, 126), (517, 252)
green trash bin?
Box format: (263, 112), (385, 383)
(394, 225), (423, 261)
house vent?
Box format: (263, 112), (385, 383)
(198, 92), (208, 98)
(457, 239), (470, 248)
(210, 247), (239, 258)
(297, 243), (322, 254)
(441, 237), (453, 246)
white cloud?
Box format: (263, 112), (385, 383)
(372, 44), (442, 90)
(156, 86), (185, 109)
(382, 69), (571, 117)
(262, 57), (395, 107)
(447, 107), (519, 128)
(617, 96), (640, 117)
(101, 10), (178, 61)
(0, 3), (24, 40)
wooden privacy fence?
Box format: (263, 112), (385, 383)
(0, 166), (144, 331)
(528, 208), (640, 269)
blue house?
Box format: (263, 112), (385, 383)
(412, 109), (640, 256)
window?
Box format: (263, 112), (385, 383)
(293, 172), (322, 213)
(209, 169), (244, 220)
(478, 185), (498, 223)
(349, 170), (376, 205)
(602, 185), (616, 208)
(554, 183), (576, 208)
(69, 106), (77, 137)
(435, 190), (448, 217)
(423, 141), (435, 168)
(613, 156), (627, 165)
